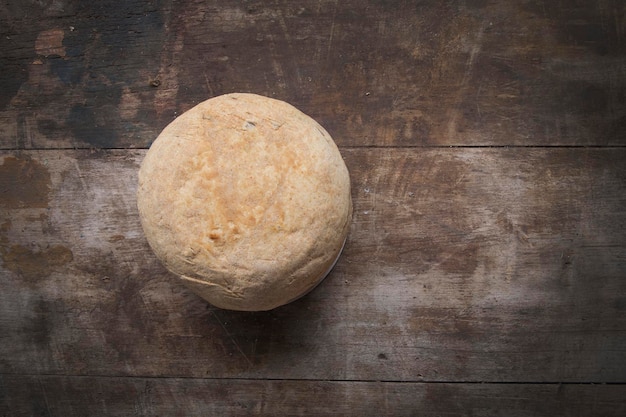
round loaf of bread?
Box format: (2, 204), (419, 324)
(137, 93), (352, 311)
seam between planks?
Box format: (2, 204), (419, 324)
(2, 145), (626, 152)
(1, 373), (625, 385)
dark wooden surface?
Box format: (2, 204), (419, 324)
(2, 0), (626, 415)
(2, 0), (626, 149)
(3, 376), (626, 417)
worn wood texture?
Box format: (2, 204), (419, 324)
(2, 0), (626, 414)
(1, 0), (626, 148)
(1, 149), (625, 385)
(2, 375), (626, 417)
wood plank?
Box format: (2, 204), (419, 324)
(1, 149), (625, 382)
(2, 1), (625, 148)
(2, 375), (625, 417)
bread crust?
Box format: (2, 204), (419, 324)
(137, 93), (352, 311)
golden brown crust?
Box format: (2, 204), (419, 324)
(137, 93), (352, 311)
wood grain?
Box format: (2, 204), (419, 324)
(2, 1), (626, 412)
(2, 375), (625, 417)
(1, 0), (625, 148)
(1, 149), (624, 383)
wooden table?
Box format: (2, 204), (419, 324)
(2, 1), (625, 415)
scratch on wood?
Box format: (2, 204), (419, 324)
(327, 0), (339, 60)
(274, 5), (303, 85)
(155, 30), (184, 119)
(446, 24), (485, 140)
(16, 114), (34, 149)
(38, 378), (53, 417)
(383, 383), (389, 414)
(73, 160), (88, 190)
(138, 291), (153, 315)
(266, 32), (288, 90)
(204, 73), (214, 97)
(210, 310), (253, 367)
(476, 83), (483, 119)
(615, 5), (624, 42)
(454, 172), (467, 188)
